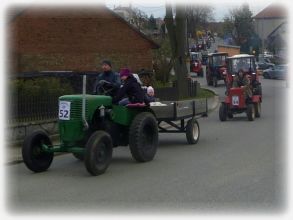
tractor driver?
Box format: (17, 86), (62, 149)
(233, 69), (253, 99)
(93, 60), (121, 96)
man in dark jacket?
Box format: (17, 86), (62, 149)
(93, 60), (121, 96)
(112, 68), (149, 105)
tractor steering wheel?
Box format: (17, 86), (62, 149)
(95, 80), (115, 96)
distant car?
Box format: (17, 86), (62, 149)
(263, 51), (274, 58)
(263, 65), (288, 79)
(256, 57), (275, 70)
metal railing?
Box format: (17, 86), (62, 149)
(8, 72), (200, 124)
(8, 72), (99, 124)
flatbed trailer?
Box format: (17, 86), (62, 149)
(150, 98), (208, 144)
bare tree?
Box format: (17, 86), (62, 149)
(186, 4), (214, 39)
(223, 3), (254, 45)
(130, 7), (149, 31)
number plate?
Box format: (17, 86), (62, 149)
(232, 96), (239, 106)
(59, 101), (71, 120)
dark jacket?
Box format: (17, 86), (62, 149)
(93, 70), (121, 94)
(146, 94), (156, 102)
(112, 75), (149, 104)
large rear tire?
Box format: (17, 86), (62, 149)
(219, 103), (227, 121)
(22, 130), (54, 173)
(129, 112), (158, 162)
(247, 104), (255, 121)
(84, 131), (113, 176)
(185, 118), (200, 144)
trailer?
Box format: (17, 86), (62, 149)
(151, 99), (208, 144)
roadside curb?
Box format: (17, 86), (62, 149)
(201, 87), (220, 113)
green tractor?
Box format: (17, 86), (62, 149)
(22, 75), (158, 176)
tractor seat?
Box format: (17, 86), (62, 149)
(127, 103), (146, 108)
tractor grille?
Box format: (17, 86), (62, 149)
(69, 99), (88, 121)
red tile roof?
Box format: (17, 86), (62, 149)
(254, 4), (287, 19)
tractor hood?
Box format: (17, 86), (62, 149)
(59, 94), (112, 107)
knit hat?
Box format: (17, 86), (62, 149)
(101, 60), (112, 67)
(120, 68), (131, 78)
(147, 86), (154, 94)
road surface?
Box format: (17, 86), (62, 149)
(6, 77), (287, 214)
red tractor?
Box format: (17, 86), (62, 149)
(206, 52), (228, 87)
(190, 52), (203, 77)
(219, 54), (262, 121)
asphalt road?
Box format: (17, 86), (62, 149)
(6, 78), (287, 215)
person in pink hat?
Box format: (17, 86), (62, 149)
(112, 68), (149, 106)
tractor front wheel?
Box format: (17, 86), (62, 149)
(129, 112), (158, 162)
(22, 130), (54, 173)
(84, 131), (113, 176)
(219, 103), (227, 121)
(255, 102), (261, 118)
(247, 104), (255, 121)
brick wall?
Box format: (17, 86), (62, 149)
(218, 45), (240, 57)
(9, 6), (157, 73)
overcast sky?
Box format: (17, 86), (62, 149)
(105, 0), (280, 21)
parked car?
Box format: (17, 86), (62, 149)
(256, 57), (275, 70)
(263, 65), (288, 79)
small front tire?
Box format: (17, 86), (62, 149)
(255, 103), (261, 118)
(219, 103), (227, 121)
(84, 131), (113, 176)
(247, 104), (255, 121)
(22, 130), (54, 173)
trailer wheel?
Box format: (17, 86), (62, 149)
(219, 103), (227, 121)
(254, 103), (261, 118)
(84, 131), (113, 176)
(247, 104), (255, 121)
(22, 130), (54, 173)
(186, 118), (200, 144)
(129, 112), (158, 162)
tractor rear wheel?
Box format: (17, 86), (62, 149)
(84, 131), (113, 176)
(22, 130), (54, 173)
(129, 112), (158, 162)
(247, 104), (255, 121)
(185, 118), (200, 144)
(255, 102), (261, 118)
(219, 103), (227, 121)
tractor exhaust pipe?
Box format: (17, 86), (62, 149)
(82, 75), (89, 130)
